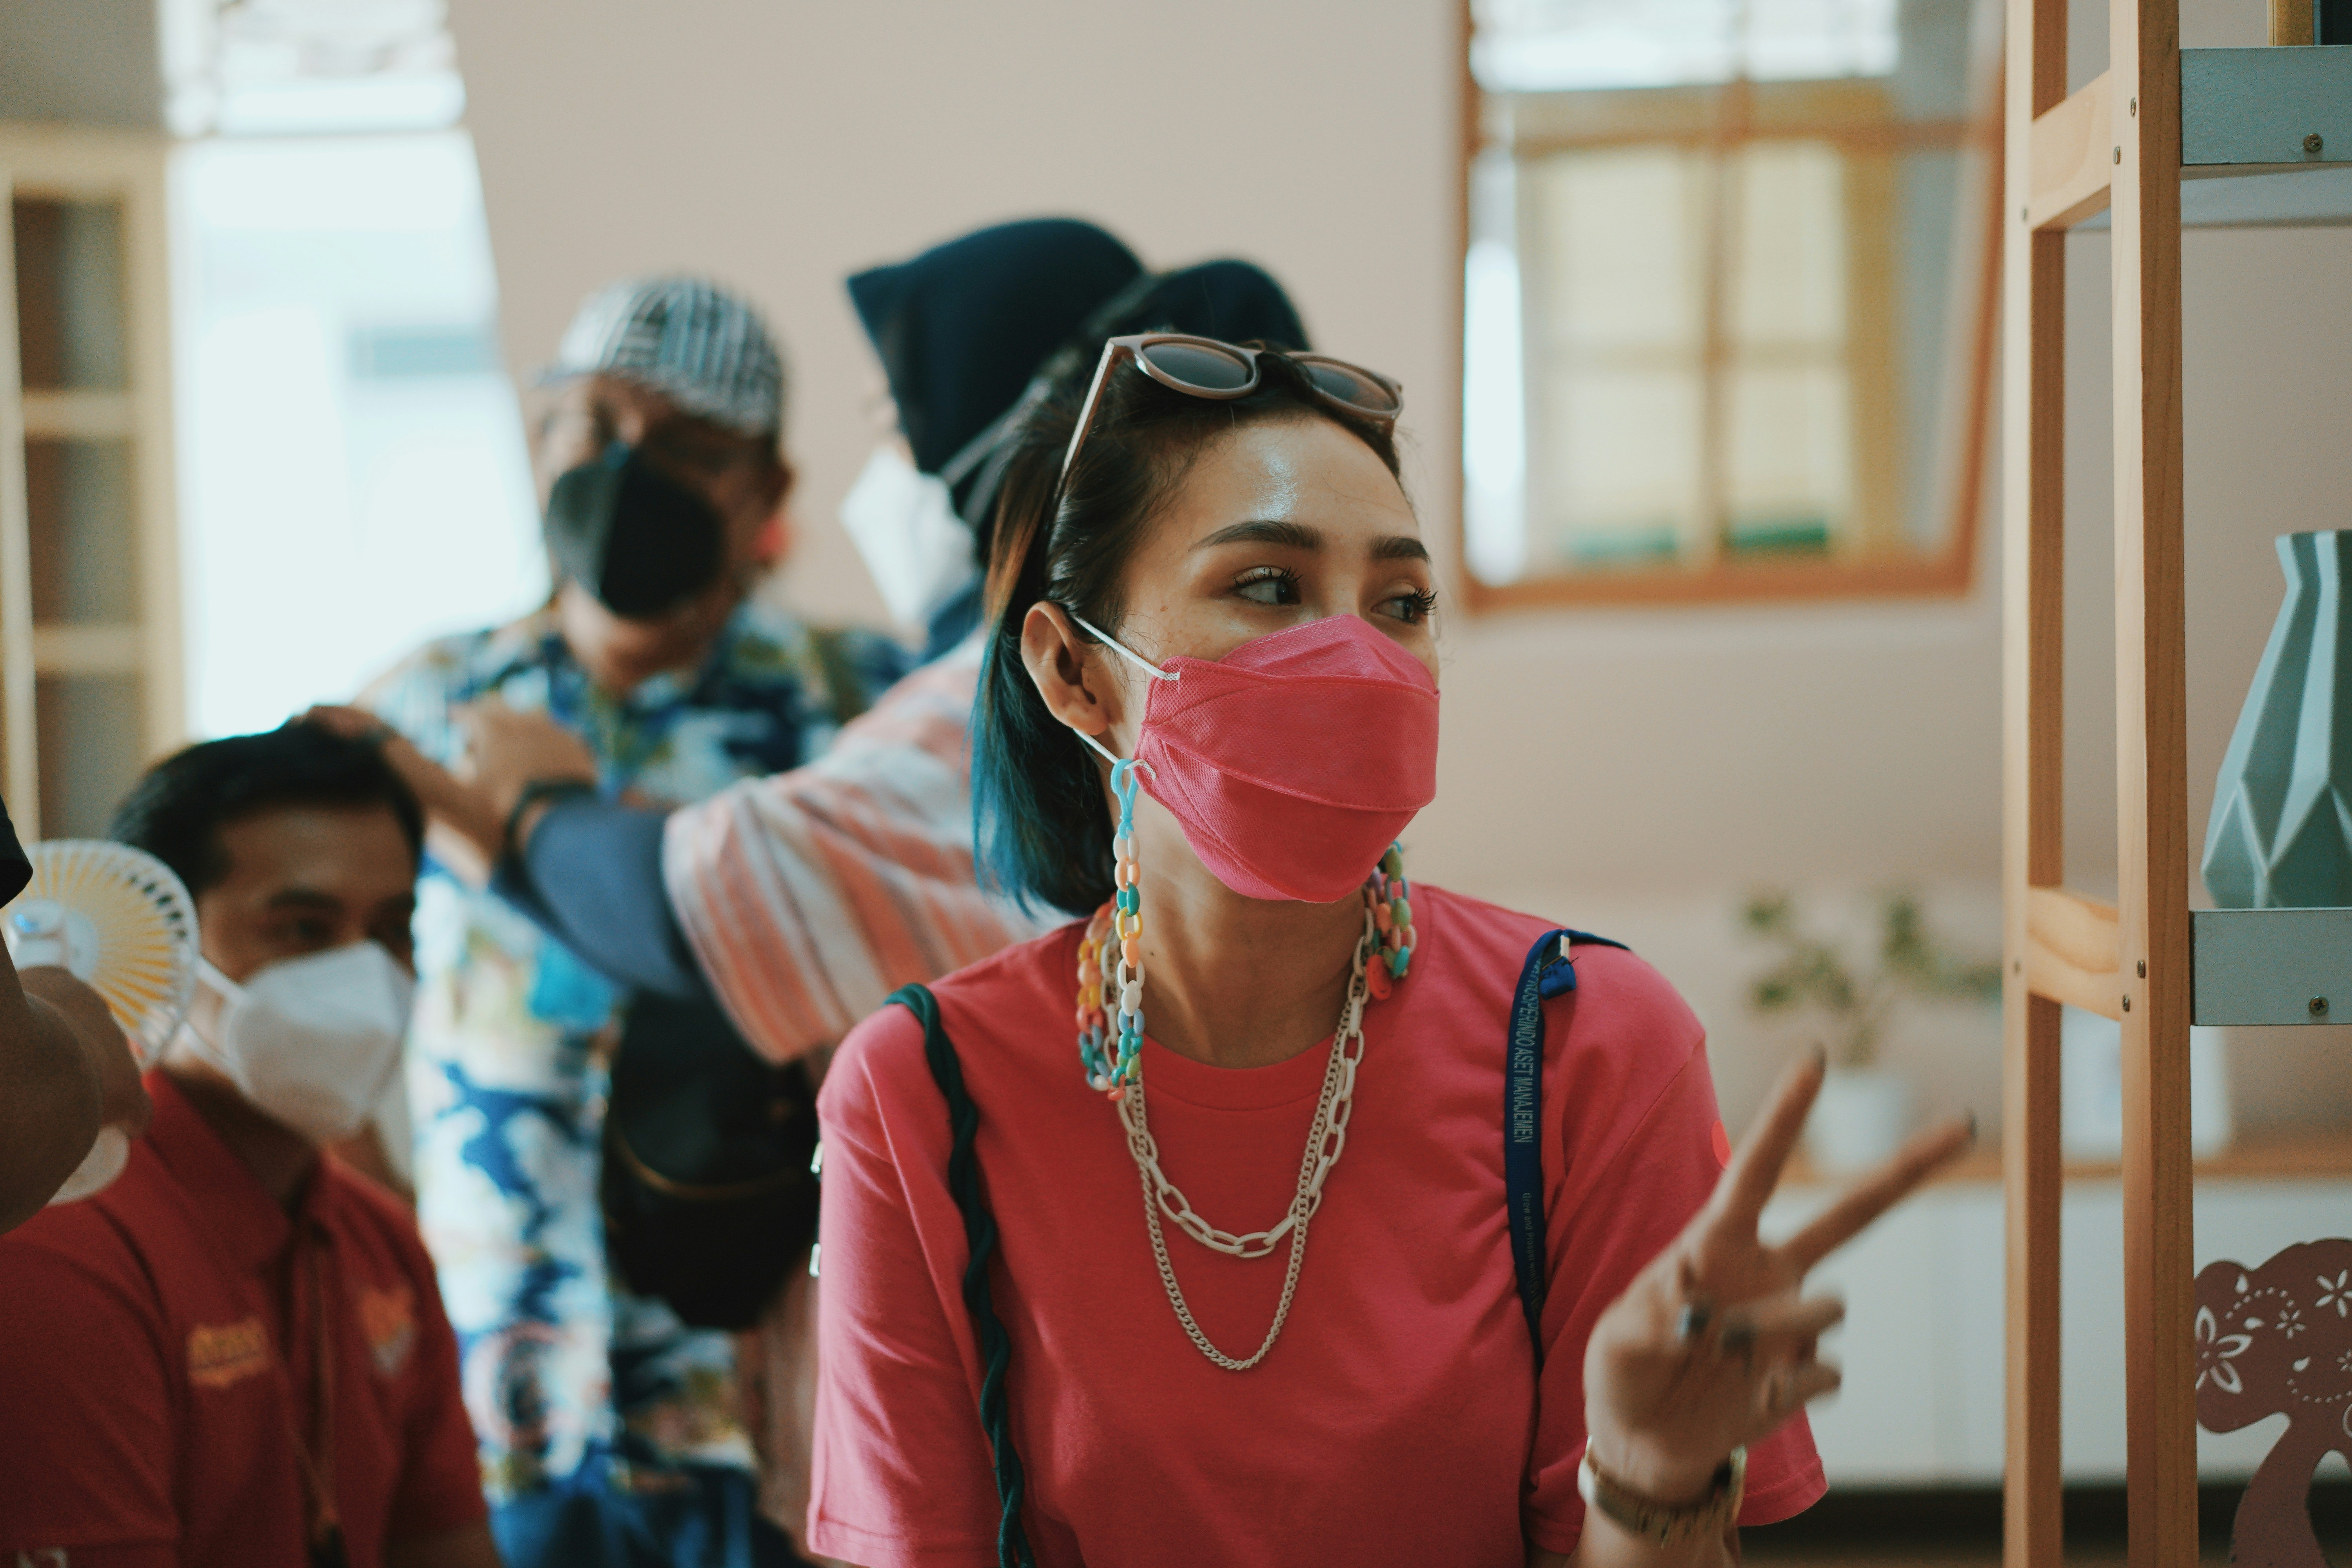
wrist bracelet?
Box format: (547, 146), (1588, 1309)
(1577, 1443), (1745, 1548)
(503, 777), (597, 861)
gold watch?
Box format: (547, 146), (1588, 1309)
(1577, 1443), (1746, 1547)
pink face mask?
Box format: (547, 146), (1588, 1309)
(1074, 613), (1441, 902)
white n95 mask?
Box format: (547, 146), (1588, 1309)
(189, 942), (415, 1145)
(838, 445), (980, 632)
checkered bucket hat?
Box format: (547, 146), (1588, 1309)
(544, 276), (785, 437)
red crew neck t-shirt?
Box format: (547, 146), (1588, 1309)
(809, 884), (1824, 1568)
(0, 1072), (488, 1567)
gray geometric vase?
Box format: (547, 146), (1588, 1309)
(2203, 531), (2352, 908)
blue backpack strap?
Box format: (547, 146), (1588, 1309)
(1506, 929), (1630, 1363)
(890, 983), (1036, 1568)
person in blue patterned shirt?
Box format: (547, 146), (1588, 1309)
(362, 277), (906, 1568)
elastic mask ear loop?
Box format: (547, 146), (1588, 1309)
(1075, 727), (1123, 768)
(1071, 614), (1181, 683)
(183, 958), (246, 1074)
(1069, 612), (1171, 773)
(196, 956), (246, 1005)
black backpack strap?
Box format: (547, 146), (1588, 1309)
(889, 984), (1036, 1568)
(1506, 929), (1630, 1364)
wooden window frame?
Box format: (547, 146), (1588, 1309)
(1455, 15), (2005, 612)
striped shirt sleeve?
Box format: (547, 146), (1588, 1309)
(659, 644), (1041, 1063)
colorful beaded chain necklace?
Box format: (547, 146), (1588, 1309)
(1073, 758), (1416, 1370)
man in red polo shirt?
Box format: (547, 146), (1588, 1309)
(0, 724), (495, 1568)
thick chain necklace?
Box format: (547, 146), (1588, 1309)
(1073, 760), (1416, 1370)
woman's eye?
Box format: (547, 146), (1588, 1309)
(1380, 588), (1439, 623)
(1234, 569), (1300, 606)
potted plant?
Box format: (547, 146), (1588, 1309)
(1741, 891), (2000, 1173)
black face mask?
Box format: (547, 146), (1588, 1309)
(544, 441), (726, 619)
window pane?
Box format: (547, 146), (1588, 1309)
(1535, 367), (1705, 566)
(11, 198), (129, 392)
(1731, 142), (1847, 350)
(26, 439), (139, 624)
(1522, 146), (1709, 569)
(36, 675), (145, 839)
(1724, 364), (1851, 553)
(1472, 0), (1899, 92)
(1524, 146), (1708, 356)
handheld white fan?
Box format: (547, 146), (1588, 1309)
(4, 840), (200, 1202)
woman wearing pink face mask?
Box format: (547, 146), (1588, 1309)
(806, 339), (1971, 1568)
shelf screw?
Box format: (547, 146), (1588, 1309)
(2130, 96), (2138, 115)
(2122, 995), (2132, 1012)
(2113, 145), (2123, 163)
(2312, 996), (2330, 1016)
(2137, 960), (2147, 978)
(2306, 132), (2325, 155)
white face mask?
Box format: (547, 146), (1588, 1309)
(837, 444), (980, 633)
(187, 942), (416, 1146)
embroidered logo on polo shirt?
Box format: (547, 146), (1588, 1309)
(359, 1283), (416, 1376)
(187, 1317), (271, 1390)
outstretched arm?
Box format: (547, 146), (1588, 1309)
(305, 706), (506, 887)
(310, 702), (713, 1001)
(492, 798), (710, 1000)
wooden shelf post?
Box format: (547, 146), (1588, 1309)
(2000, 0), (2070, 1561)
(2004, 0), (2200, 1563)
(2109, 0), (2199, 1560)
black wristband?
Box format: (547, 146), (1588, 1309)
(503, 777), (598, 861)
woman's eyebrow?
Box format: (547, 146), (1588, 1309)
(1192, 519), (1321, 553)
(1375, 535), (1431, 563)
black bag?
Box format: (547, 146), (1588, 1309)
(596, 626), (874, 1332)
(599, 991), (820, 1331)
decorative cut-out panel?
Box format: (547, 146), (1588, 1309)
(2195, 1239), (2352, 1568)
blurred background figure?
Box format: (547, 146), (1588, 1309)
(837, 217), (1143, 659)
(361, 276), (901, 1568)
(0, 725), (497, 1568)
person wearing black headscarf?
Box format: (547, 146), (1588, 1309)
(838, 223), (1310, 659)
(853, 218), (1143, 479)
(836, 219), (1140, 658)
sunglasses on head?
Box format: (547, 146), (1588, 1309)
(1058, 334), (1404, 483)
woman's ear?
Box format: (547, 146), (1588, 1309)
(1021, 602), (1120, 744)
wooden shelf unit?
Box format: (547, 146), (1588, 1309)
(2001, 18), (2352, 1568)
(0, 125), (183, 840)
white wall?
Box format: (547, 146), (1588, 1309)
(447, 0), (2352, 1134)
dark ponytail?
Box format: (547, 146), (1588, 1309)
(971, 350), (1403, 916)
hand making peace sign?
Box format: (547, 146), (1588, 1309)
(1580, 1049), (1976, 1512)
